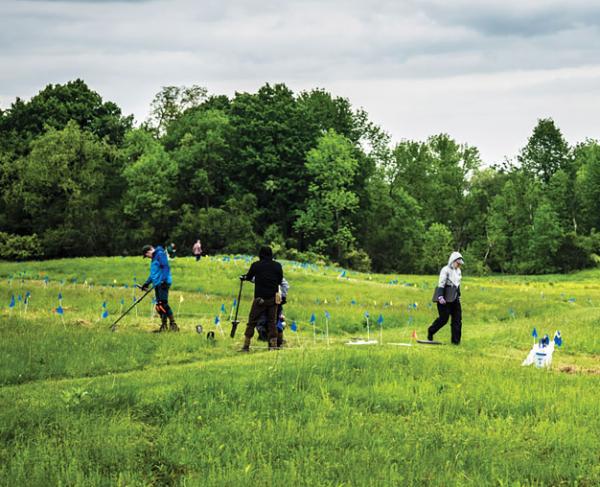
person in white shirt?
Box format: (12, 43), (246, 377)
(428, 251), (464, 344)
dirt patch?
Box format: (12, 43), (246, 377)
(559, 365), (600, 375)
(74, 319), (93, 327)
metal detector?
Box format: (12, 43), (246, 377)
(110, 285), (154, 332)
(230, 278), (244, 338)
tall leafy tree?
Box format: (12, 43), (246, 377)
(120, 129), (178, 246)
(0, 79), (132, 156)
(7, 121), (120, 257)
(146, 85), (207, 136)
(294, 130), (359, 261)
(519, 118), (571, 184)
(164, 108), (233, 209)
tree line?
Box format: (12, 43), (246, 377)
(1, 79), (600, 274)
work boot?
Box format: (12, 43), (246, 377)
(157, 316), (168, 333)
(269, 338), (279, 350)
(168, 316), (179, 332)
(238, 337), (251, 353)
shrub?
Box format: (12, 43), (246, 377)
(0, 232), (43, 260)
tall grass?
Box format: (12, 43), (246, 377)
(0, 256), (599, 485)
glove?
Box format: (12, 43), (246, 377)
(141, 283), (149, 292)
(280, 296), (287, 305)
(438, 296), (446, 305)
(239, 275), (246, 281)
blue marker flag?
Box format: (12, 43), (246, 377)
(377, 314), (384, 325)
(102, 301), (107, 308)
(351, 299), (357, 305)
(56, 306), (64, 315)
(17, 295), (22, 302)
(25, 291), (31, 304)
(291, 320), (297, 332)
(233, 299), (237, 307)
(102, 310), (109, 319)
(532, 327), (538, 339)
(554, 331), (563, 347)
(221, 304), (226, 313)
(310, 313), (316, 324)
(325, 310), (331, 320)
(9, 295), (15, 308)
(58, 292), (63, 301)
(120, 298), (125, 305)
(214, 316), (220, 325)
(364, 311), (370, 318)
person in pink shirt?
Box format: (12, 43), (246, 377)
(192, 239), (202, 261)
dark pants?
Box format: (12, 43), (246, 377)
(195, 254), (201, 261)
(428, 300), (462, 344)
(244, 297), (278, 341)
(154, 283), (173, 318)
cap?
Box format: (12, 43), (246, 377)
(142, 244), (152, 257)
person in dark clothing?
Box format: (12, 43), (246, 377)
(141, 244), (179, 333)
(428, 251), (463, 344)
(256, 277), (289, 347)
(239, 246), (284, 351)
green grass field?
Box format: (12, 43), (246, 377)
(1, 256), (599, 486)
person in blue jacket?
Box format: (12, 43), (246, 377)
(141, 244), (179, 332)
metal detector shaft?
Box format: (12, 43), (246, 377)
(110, 285), (154, 332)
(230, 278), (244, 338)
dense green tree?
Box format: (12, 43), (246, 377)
(164, 109), (233, 209)
(146, 85), (207, 136)
(527, 199), (563, 273)
(0, 79), (132, 156)
(360, 175), (424, 273)
(7, 121), (120, 257)
(519, 118), (571, 184)
(294, 130), (360, 262)
(120, 129), (178, 246)
(419, 223), (454, 274)
(574, 140), (600, 233)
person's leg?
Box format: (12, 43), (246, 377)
(265, 299), (279, 349)
(154, 287), (168, 332)
(156, 284), (178, 331)
(428, 303), (451, 340)
(276, 304), (284, 347)
(241, 298), (266, 351)
(450, 300), (462, 344)
(195, 255), (200, 262)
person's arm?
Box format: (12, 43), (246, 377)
(280, 277), (289, 298)
(436, 267), (448, 304)
(157, 249), (170, 284)
(279, 276), (289, 304)
(242, 263), (256, 282)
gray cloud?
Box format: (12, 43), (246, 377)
(1, 0), (600, 162)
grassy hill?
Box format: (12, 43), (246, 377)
(0, 256), (599, 486)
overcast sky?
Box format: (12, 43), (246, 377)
(1, 0), (600, 163)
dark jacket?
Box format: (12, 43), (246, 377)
(245, 258), (283, 299)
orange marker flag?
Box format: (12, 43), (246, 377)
(411, 330), (418, 341)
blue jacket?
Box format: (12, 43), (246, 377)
(144, 246), (172, 287)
